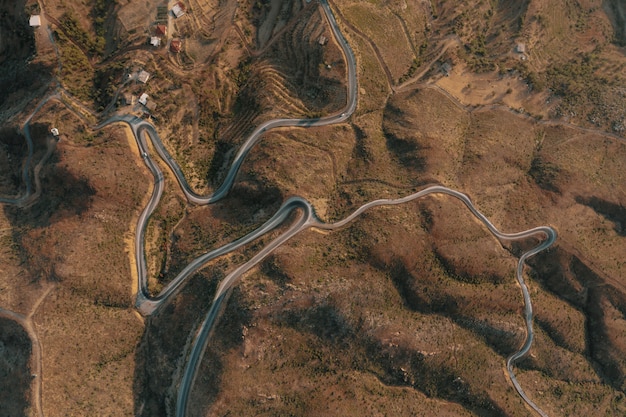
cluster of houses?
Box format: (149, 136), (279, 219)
(149, 2), (185, 53)
(122, 69), (157, 115)
(123, 2), (190, 116)
(26, 2), (193, 120)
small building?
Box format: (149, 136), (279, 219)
(123, 93), (136, 105)
(318, 35), (327, 46)
(150, 36), (161, 47)
(170, 38), (182, 53)
(171, 2), (186, 18)
(515, 43), (526, 54)
(138, 93), (149, 106)
(138, 70), (150, 84)
(29, 15), (41, 27)
(50, 128), (59, 137)
(155, 24), (167, 36)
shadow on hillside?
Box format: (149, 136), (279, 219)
(0, 0), (53, 110)
(527, 246), (626, 392)
(3, 152), (95, 282)
(604, 0), (626, 46)
(575, 195), (626, 236)
(211, 181), (283, 225)
(133, 274), (250, 417)
(273, 297), (509, 416)
(382, 103), (428, 174)
(0, 317), (32, 417)
(0, 127), (29, 196)
(3, 161), (95, 229)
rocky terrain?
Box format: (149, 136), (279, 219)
(1, 0), (626, 416)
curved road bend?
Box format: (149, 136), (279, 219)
(3, 0), (549, 416)
(91, 1), (553, 416)
(95, 0), (358, 315)
(174, 186), (556, 417)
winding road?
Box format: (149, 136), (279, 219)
(0, 1), (557, 416)
(102, 2), (553, 416)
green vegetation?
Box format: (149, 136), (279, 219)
(60, 11), (104, 56)
(25, 2), (40, 14)
(464, 34), (495, 72)
(55, 30), (94, 102)
(93, 62), (124, 111)
(156, 6), (168, 22)
(546, 53), (607, 105)
(92, 0), (115, 52)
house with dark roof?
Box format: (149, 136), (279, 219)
(170, 38), (182, 53)
(156, 24), (167, 37)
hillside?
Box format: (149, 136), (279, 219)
(0, 0), (625, 416)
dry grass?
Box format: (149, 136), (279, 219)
(1, 102), (149, 416)
(183, 84), (626, 415)
(3, 0), (626, 415)
(341, 2), (415, 83)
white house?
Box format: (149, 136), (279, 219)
(172, 3), (185, 18)
(138, 93), (149, 106)
(29, 15), (41, 27)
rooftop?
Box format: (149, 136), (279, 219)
(172, 2), (185, 18)
(29, 15), (41, 27)
(123, 93), (135, 105)
(156, 24), (167, 36)
(137, 70), (150, 83)
(170, 38), (182, 53)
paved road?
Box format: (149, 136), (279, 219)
(98, 1), (554, 416)
(0, 0), (554, 416)
(173, 187), (556, 417)
(159, 2), (553, 417)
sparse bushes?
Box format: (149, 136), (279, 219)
(528, 156), (561, 193)
(55, 31), (94, 102)
(60, 11), (103, 56)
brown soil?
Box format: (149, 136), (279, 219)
(3, 0), (626, 416)
(1, 101), (148, 417)
(188, 85), (626, 416)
